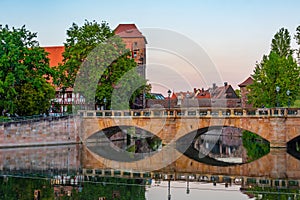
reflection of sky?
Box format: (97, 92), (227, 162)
(146, 181), (253, 200)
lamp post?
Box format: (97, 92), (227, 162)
(61, 87), (66, 115)
(168, 179), (171, 200)
(286, 90), (291, 108)
(103, 98), (106, 110)
(167, 89), (171, 110)
(276, 86), (280, 107)
(186, 179), (190, 194)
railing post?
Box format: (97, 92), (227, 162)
(150, 110), (154, 117)
(243, 109), (247, 116)
(271, 109), (274, 116)
(218, 110), (222, 117)
(207, 110), (211, 117)
(284, 108), (287, 117)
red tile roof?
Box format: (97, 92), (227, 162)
(43, 46), (64, 67)
(114, 24), (145, 38)
(238, 77), (253, 87)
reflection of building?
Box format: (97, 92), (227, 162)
(194, 127), (246, 163)
(43, 24), (147, 113)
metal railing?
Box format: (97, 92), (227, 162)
(0, 113), (74, 124)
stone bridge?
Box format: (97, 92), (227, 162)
(79, 108), (300, 148)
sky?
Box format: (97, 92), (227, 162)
(1, 0), (300, 94)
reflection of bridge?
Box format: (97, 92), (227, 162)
(78, 108), (300, 180)
(79, 108), (300, 148)
(1, 144), (300, 189)
(82, 144), (300, 180)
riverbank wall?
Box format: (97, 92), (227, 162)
(0, 116), (80, 148)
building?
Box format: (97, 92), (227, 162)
(114, 24), (147, 79)
(172, 82), (241, 108)
(145, 82), (241, 109)
(238, 77), (253, 108)
(43, 24), (147, 113)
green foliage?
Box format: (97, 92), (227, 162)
(72, 178), (146, 200)
(234, 89), (241, 98)
(0, 176), (146, 200)
(295, 25), (300, 62)
(248, 28), (300, 108)
(0, 176), (54, 199)
(246, 186), (300, 200)
(57, 20), (114, 88)
(271, 28), (293, 57)
(0, 25), (56, 115)
(14, 81), (55, 116)
(242, 130), (270, 162)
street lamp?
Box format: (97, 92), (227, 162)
(167, 89), (171, 110)
(168, 179), (171, 200)
(286, 90), (291, 108)
(276, 86), (280, 107)
(103, 98), (106, 110)
(61, 87), (66, 115)
(186, 180), (190, 194)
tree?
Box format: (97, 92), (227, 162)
(271, 27), (293, 57)
(14, 81), (55, 116)
(60, 20), (149, 110)
(0, 25), (55, 115)
(295, 25), (300, 64)
(248, 28), (300, 108)
(57, 20), (114, 88)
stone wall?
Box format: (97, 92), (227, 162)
(0, 116), (80, 147)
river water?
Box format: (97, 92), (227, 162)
(0, 128), (300, 199)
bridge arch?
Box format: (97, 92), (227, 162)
(80, 108), (300, 148)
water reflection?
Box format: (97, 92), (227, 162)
(86, 126), (162, 162)
(288, 136), (300, 160)
(0, 140), (300, 199)
(177, 126), (270, 165)
(0, 175), (146, 199)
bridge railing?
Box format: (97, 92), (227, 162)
(78, 107), (300, 118)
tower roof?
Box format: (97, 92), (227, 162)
(114, 24), (145, 38)
(238, 77), (253, 87)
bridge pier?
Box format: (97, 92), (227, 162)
(269, 118), (288, 148)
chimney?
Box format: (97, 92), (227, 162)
(213, 83), (216, 89)
(224, 82), (228, 86)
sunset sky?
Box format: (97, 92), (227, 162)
(1, 0), (300, 94)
